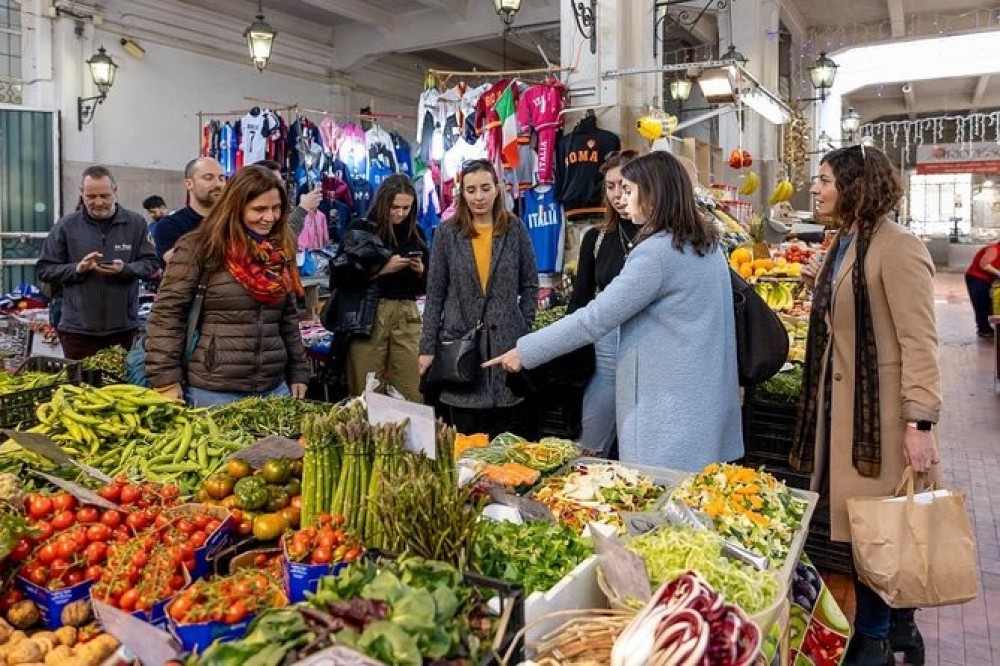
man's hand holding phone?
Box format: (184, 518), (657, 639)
(76, 251), (103, 274)
(95, 259), (125, 276)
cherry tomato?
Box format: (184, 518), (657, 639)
(52, 492), (77, 512)
(238, 518), (253, 535)
(153, 513), (170, 530)
(175, 518), (194, 535)
(27, 495), (54, 519)
(223, 599), (248, 624)
(119, 484), (141, 505)
(51, 510), (75, 531)
(125, 512), (148, 532)
(192, 513), (212, 531)
(205, 519), (221, 535)
(55, 539), (77, 559)
(189, 531), (207, 548)
(32, 520), (54, 542)
(169, 595), (193, 621)
(179, 542), (196, 560)
(83, 542), (107, 565)
(161, 485), (180, 501)
(76, 507), (99, 524)
(86, 523), (111, 542)
(9, 538), (33, 561)
(169, 574), (186, 591)
(100, 510), (123, 529)
(0, 590), (24, 613)
(182, 557), (196, 572)
(65, 568), (84, 585)
(85, 565), (103, 581)
(27, 565), (48, 586)
(119, 588), (139, 611)
(36, 543), (58, 565)
(131, 551), (148, 568)
(98, 483), (122, 503)
(317, 533), (336, 549)
(253, 553), (269, 568)
(310, 546), (331, 564)
(49, 557), (70, 578)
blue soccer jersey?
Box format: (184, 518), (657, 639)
(521, 186), (563, 273)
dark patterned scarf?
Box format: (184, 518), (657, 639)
(790, 223), (881, 478)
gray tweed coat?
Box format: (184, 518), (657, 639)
(420, 218), (539, 409)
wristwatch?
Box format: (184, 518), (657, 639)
(907, 420), (934, 431)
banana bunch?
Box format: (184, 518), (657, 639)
(753, 281), (796, 312)
(768, 179), (795, 205)
(737, 170), (759, 195)
(30, 383), (188, 457)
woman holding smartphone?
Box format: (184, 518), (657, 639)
(345, 174), (429, 402)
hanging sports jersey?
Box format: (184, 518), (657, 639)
(339, 124), (369, 183)
(220, 123), (237, 176)
(441, 136), (487, 184)
(521, 186), (563, 273)
(351, 177), (374, 218)
(239, 111), (268, 164)
(391, 132), (413, 177)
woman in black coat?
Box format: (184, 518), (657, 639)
(419, 160), (539, 437)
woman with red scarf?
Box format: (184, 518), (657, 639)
(145, 165), (310, 406)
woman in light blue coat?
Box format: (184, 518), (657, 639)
(485, 151), (743, 471)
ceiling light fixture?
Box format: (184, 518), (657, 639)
(244, 0), (277, 72)
(77, 46), (118, 131)
(120, 38), (145, 59)
(495, 0), (522, 27)
(669, 77), (693, 102)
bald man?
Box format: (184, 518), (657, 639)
(152, 157), (225, 262)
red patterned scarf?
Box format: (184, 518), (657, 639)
(225, 237), (304, 306)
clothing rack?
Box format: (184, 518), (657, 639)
(196, 106), (298, 154)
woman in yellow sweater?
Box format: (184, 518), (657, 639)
(419, 160), (539, 437)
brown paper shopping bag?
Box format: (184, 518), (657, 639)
(846, 466), (978, 608)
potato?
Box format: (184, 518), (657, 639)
(44, 645), (73, 665)
(7, 630), (27, 646)
(53, 627), (77, 648)
(59, 601), (91, 628)
(31, 634), (56, 656)
(6, 601), (40, 630)
(0, 617), (12, 645)
(5, 638), (42, 664)
(69, 633), (119, 666)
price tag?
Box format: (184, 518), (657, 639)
(93, 599), (180, 665)
(590, 522), (652, 605)
(2, 429), (112, 482)
(365, 391), (436, 459)
(35, 472), (119, 511)
(225, 435), (304, 467)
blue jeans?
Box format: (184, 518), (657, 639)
(185, 382), (291, 408)
(966, 274), (994, 334)
(853, 574), (891, 639)
(578, 329), (619, 457)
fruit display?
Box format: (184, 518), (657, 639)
(768, 179), (795, 205)
(779, 314), (809, 363)
(282, 514), (363, 566)
(166, 569), (287, 625)
(737, 170), (759, 195)
(730, 246), (804, 281)
(753, 281), (798, 312)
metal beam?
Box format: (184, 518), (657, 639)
(299, 0), (394, 33)
(886, 0), (905, 38)
(971, 74), (990, 109)
(903, 82), (916, 119)
(413, 0), (466, 18)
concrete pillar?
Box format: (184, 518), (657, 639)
(560, 0), (661, 151)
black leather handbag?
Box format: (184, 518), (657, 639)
(730, 269), (789, 386)
(428, 233), (508, 389)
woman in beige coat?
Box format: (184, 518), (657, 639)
(790, 145), (941, 666)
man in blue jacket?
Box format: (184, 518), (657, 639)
(37, 165), (160, 360)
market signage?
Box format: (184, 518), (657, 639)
(915, 142), (1000, 175)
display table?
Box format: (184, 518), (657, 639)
(991, 315), (1000, 394)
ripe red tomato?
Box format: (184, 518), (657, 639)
(98, 483), (122, 503)
(205, 520), (221, 535)
(192, 514), (211, 531)
(49, 557), (70, 578)
(125, 512), (148, 532)
(119, 484), (141, 505)
(65, 568), (84, 585)
(169, 574), (185, 591)
(83, 542), (107, 565)
(27, 565), (48, 586)
(189, 531), (207, 548)
(310, 546), (331, 565)
(86, 524), (111, 542)
(0, 590), (23, 613)
(54, 539), (77, 559)
(100, 510), (123, 529)
(85, 565), (103, 581)
(27, 495), (53, 519)
(223, 600), (248, 624)
(9, 538), (33, 561)
(131, 551), (148, 568)
(51, 510), (75, 531)
(169, 595), (193, 621)
(32, 520), (54, 542)
(175, 519), (194, 535)
(118, 588), (139, 611)
(51, 492), (77, 512)
(36, 543), (58, 565)
(76, 507), (99, 524)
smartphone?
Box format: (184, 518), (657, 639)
(98, 262), (116, 268)
(404, 250), (423, 259)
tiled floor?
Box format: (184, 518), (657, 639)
(819, 271), (1000, 665)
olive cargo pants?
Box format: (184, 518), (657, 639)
(346, 299), (423, 403)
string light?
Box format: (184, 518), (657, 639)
(858, 111), (1000, 161)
